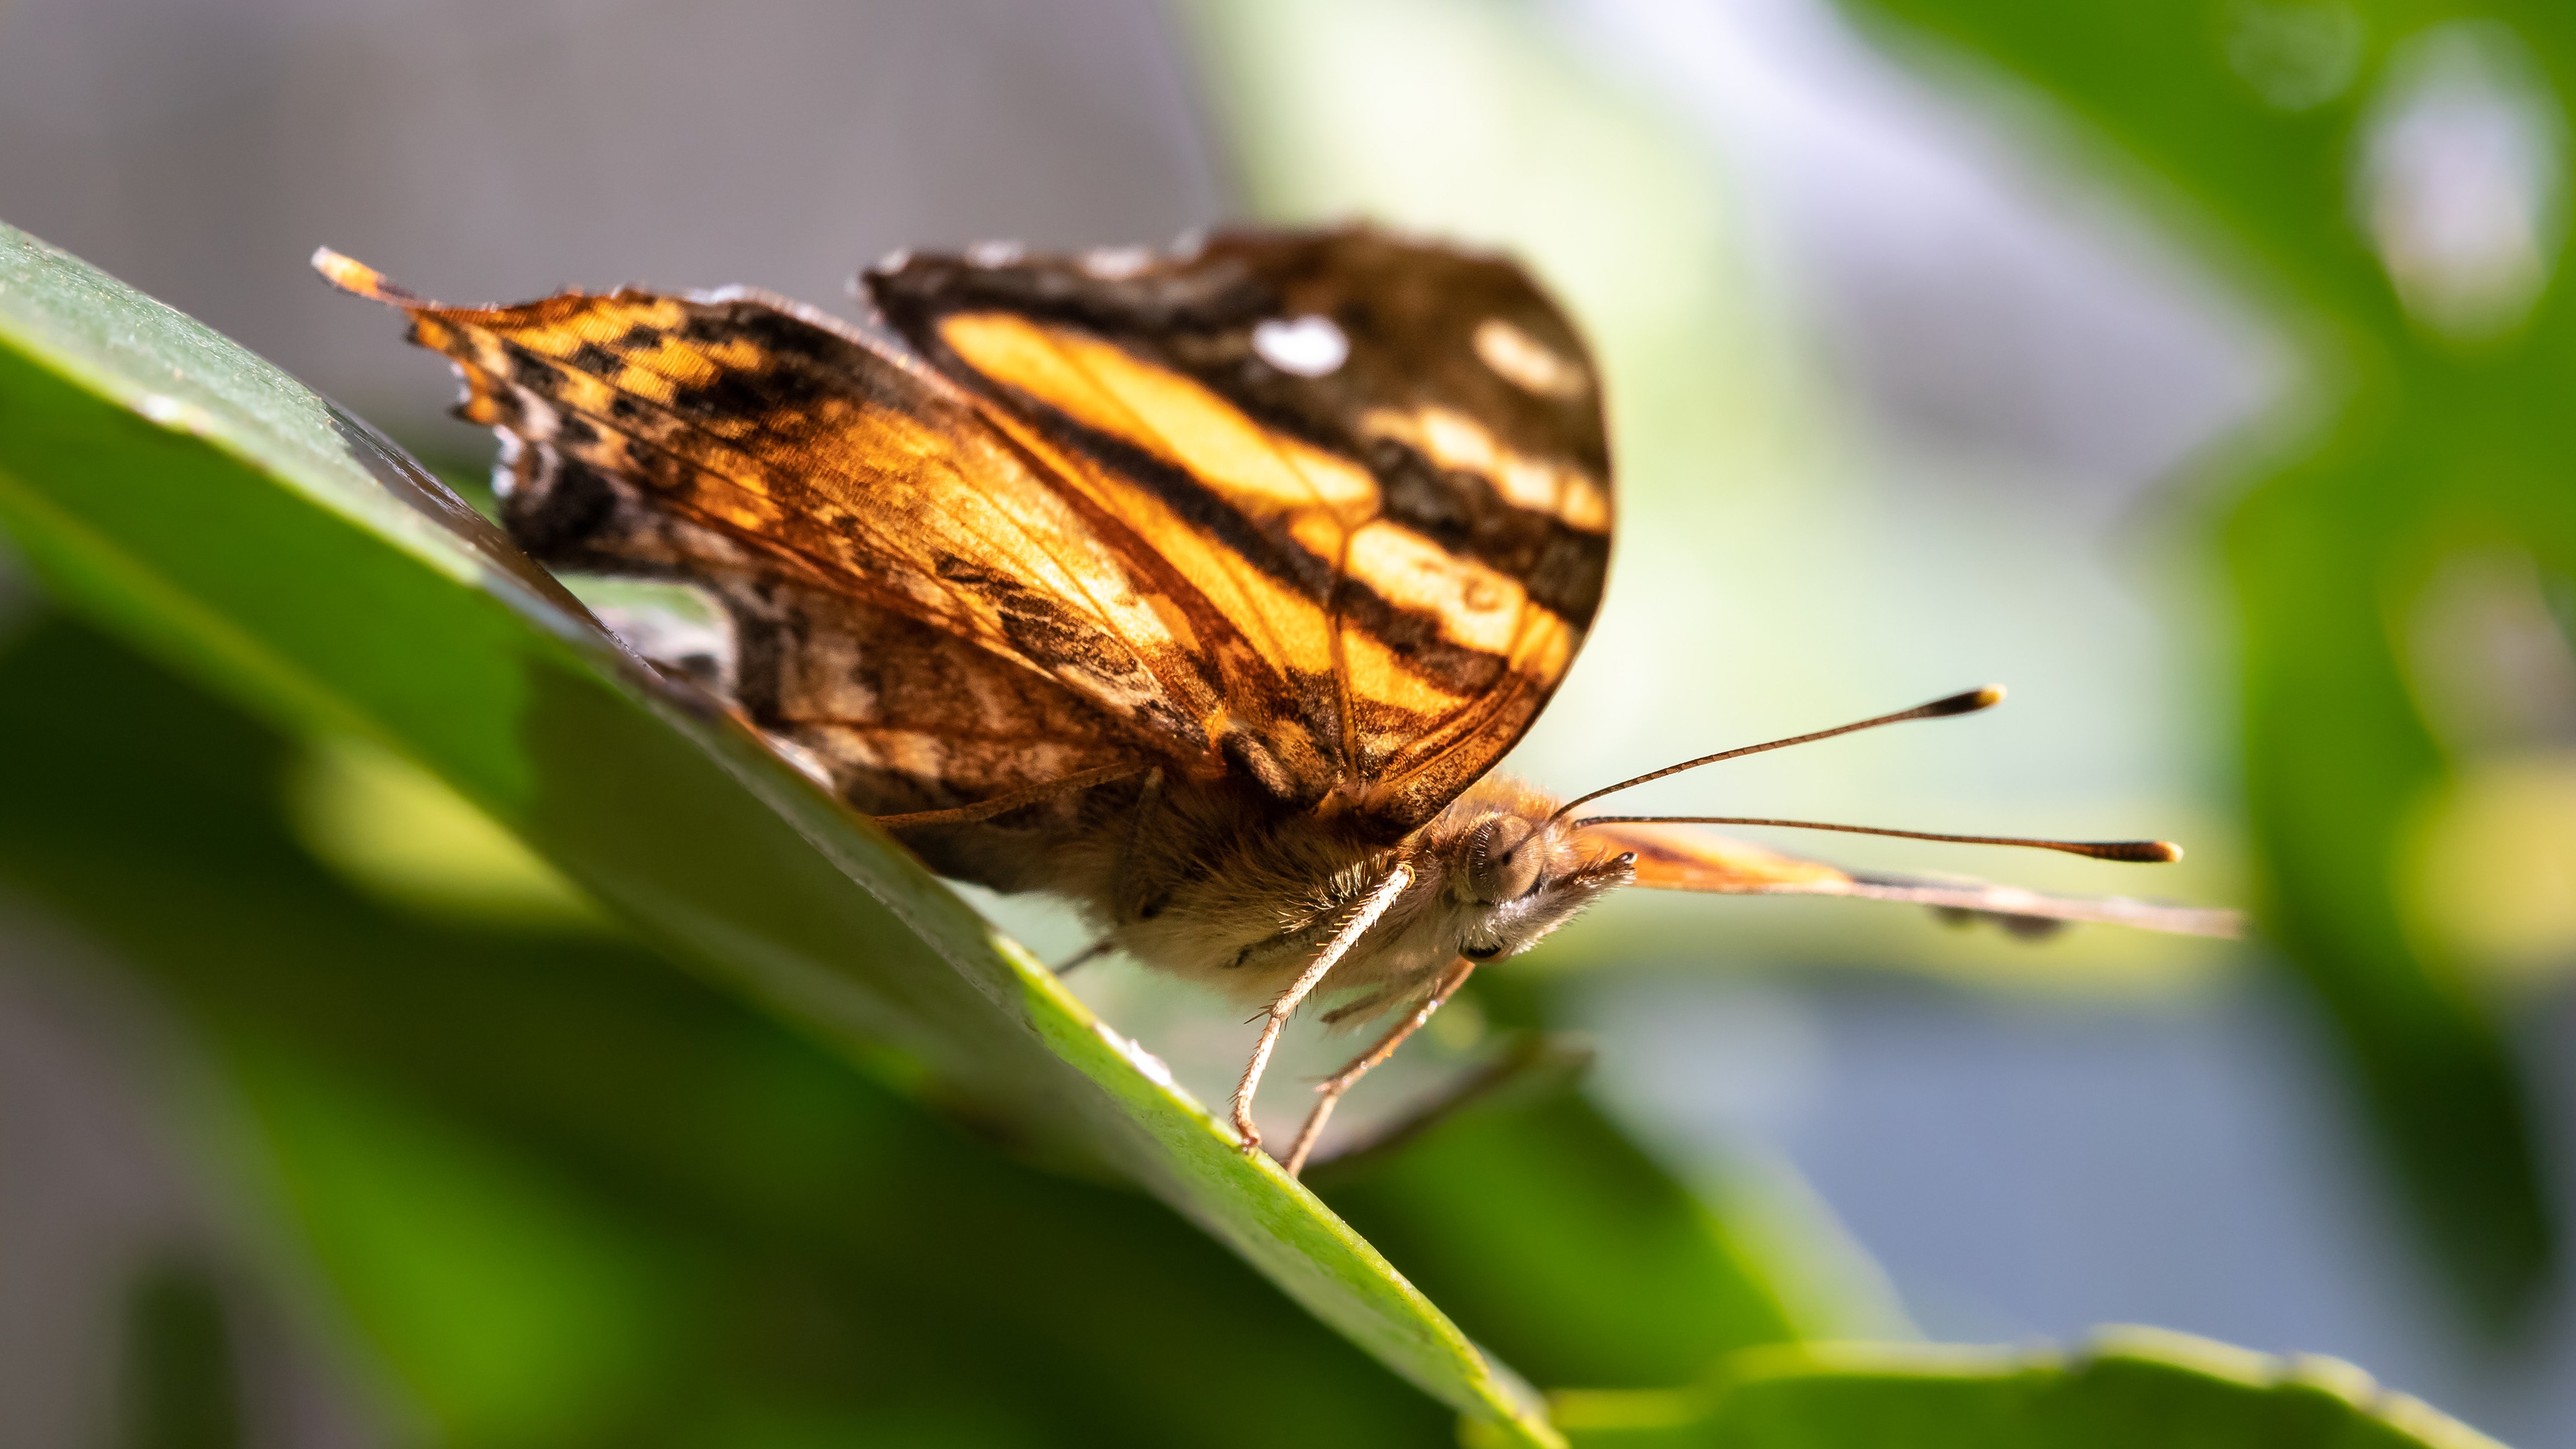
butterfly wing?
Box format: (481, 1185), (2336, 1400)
(1585, 822), (2244, 938)
(317, 252), (1231, 810)
(864, 227), (1613, 831)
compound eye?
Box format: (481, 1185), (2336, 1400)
(1464, 816), (1544, 904)
(1462, 942), (1507, 961)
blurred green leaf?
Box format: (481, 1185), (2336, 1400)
(1320, 1077), (1870, 1389)
(1835, 0), (2573, 1324)
(0, 219), (1562, 1442)
(118, 1260), (242, 1449)
(1515, 1330), (2502, 1449)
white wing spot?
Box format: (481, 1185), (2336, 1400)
(1473, 317), (1589, 399)
(1081, 246), (1156, 279)
(1250, 314), (1350, 378)
(965, 239), (1026, 268)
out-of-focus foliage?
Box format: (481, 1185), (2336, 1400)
(118, 1260), (241, 1449)
(1835, 0), (2576, 1326)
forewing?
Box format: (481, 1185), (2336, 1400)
(865, 227), (1613, 830)
(1585, 822), (2244, 938)
(315, 251), (1222, 779)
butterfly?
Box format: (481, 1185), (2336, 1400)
(317, 227), (2235, 1176)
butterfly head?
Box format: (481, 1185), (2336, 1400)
(1419, 779), (1635, 963)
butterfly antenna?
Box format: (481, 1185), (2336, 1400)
(1550, 685), (2005, 823)
(1570, 814), (2180, 863)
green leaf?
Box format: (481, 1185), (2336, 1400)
(0, 220), (1562, 1444)
(1505, 1329), (2503, 1449)
(118, 1260), (244, 1449)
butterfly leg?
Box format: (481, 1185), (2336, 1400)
(1281, 957), (1477, 1178)
(1230, 863), (1415, 1158)
(1053, 938), (1112, 975)
(1318, 977), (1413, 1028)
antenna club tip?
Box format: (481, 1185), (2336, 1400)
(2151, 841), (2183, 863)
(1976, 684), (2006, 708)
(311, 246), (363, 284)
(1925, 685), (2006, 716)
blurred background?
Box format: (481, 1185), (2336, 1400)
(4, 0), (2575, 1443)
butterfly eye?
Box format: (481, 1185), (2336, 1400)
(1251, 315), (1350, 377)
(1464, 816), (1544, 904)
(1462, 943), (1507, 961)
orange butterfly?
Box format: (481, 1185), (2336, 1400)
(320, 228), (2232, 1176)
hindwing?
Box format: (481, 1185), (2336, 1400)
(866, 228), (1612, 829)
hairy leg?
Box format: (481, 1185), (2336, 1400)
(1230, 863), (1415, 1156)
(1052, 938), (1112, 975)
(1281, 956), (1477, 1177)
